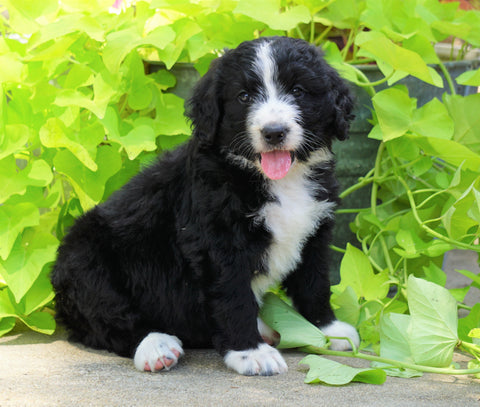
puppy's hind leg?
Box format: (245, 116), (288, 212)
(134, 333), (184, 372)
(320, 320), (360, 351)
(257, 317), (280, 347)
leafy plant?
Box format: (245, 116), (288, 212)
(1, 0), (480, 385)
(261, 280), (480, 384)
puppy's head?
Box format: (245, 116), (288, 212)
(187, 37), (354, 180)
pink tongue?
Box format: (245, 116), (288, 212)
(260, 150), (292, 180)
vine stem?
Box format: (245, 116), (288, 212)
(396, 176), (480, 253)
(300, 345), (480, 376)
(437, 60), (457, 96)
(314, 25), (332, 46)
(371, 142), (395, 273)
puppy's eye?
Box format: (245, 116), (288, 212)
(237, 91), (251, 104)
(292, 86), (305, 97)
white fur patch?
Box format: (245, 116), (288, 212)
(251, 150), (335, 303)
(248, 41), (303, 153)
(320, 320), (360, 351)
(133, 332), (184, 372)
(224, 343), (288, 376)
(257, 317), (279, 346)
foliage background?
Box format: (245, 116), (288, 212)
(1, 0), (480, 369)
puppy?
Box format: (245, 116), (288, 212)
(51, 36), (359, 376)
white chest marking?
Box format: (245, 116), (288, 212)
(251, 154), (335, 303)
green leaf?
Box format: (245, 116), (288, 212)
(422, 262), (447, 287)
(456, 269), (480, 288)
(0, 230), (58, 303)
(39, 118), (100, 171)
(22, 311), (55, 335)
(356, 31), (442, 86)
(459, 304), (480, 343)
(443, 93), (480, 154)
(410, 135), (480, 172)
(0, 203), (39, 260)
(379, 313), (413, 362)
(330, 285), (360, 327)
(442, 181), (480, 239)
(300, 355), (386, 385)
(155, 93), (190, 135)
(449, 286), (470, 303)
(0, 317), (16, 337)
(103, 26), (176, 73)
(316, 0), (363, 29)
(0, 266), (56, 336)
(468, 328), (480, 339)
(235, 0), (311, 31)
(259, 293), (326, 349)
(333, 244), (389, 301)
(407, 275), (458, 367)
(21, 266), (55, 316)
(26, 14), (101, 48)
(59, 0), (112, 12)
(0, 124), (30, 160)
(410, 98), (454, 140)
(456, 68), (480, 86)
(0, 54), (25, 84)
(0, 157), (53, 204)
(118, 125), (157, 161)
(7, 0), (58, 20)
(468, 359), (480, 379)
(372, 87), (414, 141)
(53, 145), (122, 210)
(54, 72), (118, 120)
(156, 19), (202, 69)
(403, 34), (440, 65)
(395, 229), (425, 258)
(128, 85), (154, 111)
(374, 313), (422, 378)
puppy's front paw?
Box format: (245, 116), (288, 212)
(320, 320), (360, 351)
(224, 343), (288, 376)
(134, 333), (184, 372)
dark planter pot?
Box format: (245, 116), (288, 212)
(148, 60), (480, 281)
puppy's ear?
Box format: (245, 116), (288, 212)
(331, 81), (355, 141)
(186, 58), (222, 142)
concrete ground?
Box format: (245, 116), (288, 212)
(1, 250), (479, 407)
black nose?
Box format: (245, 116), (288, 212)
(261, 124), (287, 146)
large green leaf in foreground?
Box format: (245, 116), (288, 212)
(300, 355), (386, 385)
(407, 275), (459, 367)
(259, 293), (326, 349)
(260, 293), (386, 385)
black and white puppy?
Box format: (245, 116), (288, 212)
(51, 36), (359, 376)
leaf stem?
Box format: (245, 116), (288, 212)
(371, 142), (395, 274)
(314, 25), (333, 46)
(309, 18), (315, 44)
(300, 345), (480, 376)
(457, 303), (473, 311)
(330, 244), (346, 254)
(341, 28), (356, 60)
(354, 71), (395, 88)
(437, 60), (456, 96)
(396, 175), (480, 252)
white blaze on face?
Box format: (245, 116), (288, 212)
(247, 42), (304, 180)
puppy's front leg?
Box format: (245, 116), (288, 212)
(208, 274), (287, 376)
(283, 226), (360, 351)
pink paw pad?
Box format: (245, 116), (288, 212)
(134, 333), (184, 373)
(143, 349), (181, 371)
